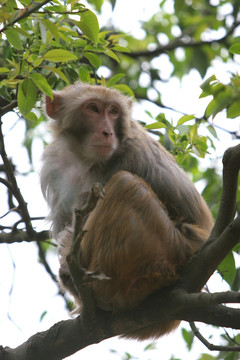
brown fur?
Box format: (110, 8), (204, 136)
(40, 82), (213, 340)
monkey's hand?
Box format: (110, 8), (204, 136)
(83, 270), (111, 283)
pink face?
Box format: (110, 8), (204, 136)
(80, 98), (120, 161)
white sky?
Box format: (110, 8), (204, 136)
(1, 0), (240, 359)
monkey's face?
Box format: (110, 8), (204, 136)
(63, 98), (120, 163)
(45, 83), (132, 164)
(79, 98), (119, 161)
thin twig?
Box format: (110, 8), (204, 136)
(127, 21), (240, 58)
(0, 121), (34, 235)
(190, 322), (240, 351)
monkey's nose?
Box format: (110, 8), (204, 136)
(103, 130), (113, 138)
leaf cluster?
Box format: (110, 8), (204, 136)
(201, 74), (240, 119)
(0, 0), (130, 119)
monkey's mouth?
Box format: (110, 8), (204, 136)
(91, 144), (114, 157)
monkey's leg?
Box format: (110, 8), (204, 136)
(80, 171), (186, 308)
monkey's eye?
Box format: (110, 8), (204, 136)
(109, 106), (119, 115)
(87, 103), (99, 113)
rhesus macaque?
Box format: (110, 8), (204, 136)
(40, 82), (213, 339)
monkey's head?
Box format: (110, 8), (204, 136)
(44, 82), (133, 163)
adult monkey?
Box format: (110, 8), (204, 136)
(40, 82), (213, 339)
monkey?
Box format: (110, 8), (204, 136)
(40, 82), (213, 339)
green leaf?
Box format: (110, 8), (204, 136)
(192, 48), (209, 78)
(44, 66), (69, 84)
(227, 101), (240, 118)
(15, 27), (32, 38)
(79, 66), (91, 82)
(229, 43), (240, 55)
(40, 311), (47, 322)
(18, 79), (37, 115)
(206, 89), (233, 118)
(30, 73), (53, 98)
(43, 49), (77, 63)
(110, 0), (117, 10)
(111, 45), (130, 53)
(112, 84), (135, 97)
(231, 268), (240, 291)
(72, 39), (88, 48)
(78, 10), (99, 44)
(218, 251), (236, 286)
(5, 29), (23, 50)
(81, 44), (103, 52)
(0, 67), (10, 73)
(205, 98), (217, 118)
(145, 122), (167, 129)
(224, 352), (237, 360)
(193, 136), (208, 157)
(28, 54), (43, 67)
(41, 19), (60, 42)
(24, 112), (39, 122)
(200, 75), (217, 92)
(156, 113), (168, 122)
(181, 328), (194, 350)
(174, 0), (185, 12)
(101, 76), (107, 87)
(207, 125), (219, 140)
(44, 5), (66, 12)
(145, 110), (154, 119)
(87, 0), (104, 12)
(199, 90), (210, 99)
(104, 48), (119, 62)
(84, 52), (101, 69)
(143, 342), (156, 351)
(168, 128), (178, 144)
(107, 73), (126, 86)
(177, 114), (195, 126)
(198, 354), (217, 360)
(189, 124), (197, 141)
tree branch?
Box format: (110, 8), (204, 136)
(0, 100), (18, 116)
(190, 322), (240, 352)
(0, 121), (34, 236)
(0, 229), (50, 244)
(67, 183), (106, 323)
(127, 21), (240, 59)
(2, 286), (240, 360)
(179, 304), (240, 329)
(175, 144), (240, 293)
(212, 144), (240, 238)
(0, 0), (52, 34)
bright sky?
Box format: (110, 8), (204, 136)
(1, 1), (240, 359)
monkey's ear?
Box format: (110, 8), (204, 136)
(45, 92), (61, 119)
(127, 98), (133, 109)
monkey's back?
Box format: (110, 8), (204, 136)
(80, 170), (212, 339)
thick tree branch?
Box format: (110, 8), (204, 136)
(177, 216), (240, 293)
(175, 291), (240, 308)
(1, 286), (240, 360)
(175, 144), (240, 293)
(179, 304), (240, 330)
(212, 144), (240, 238)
